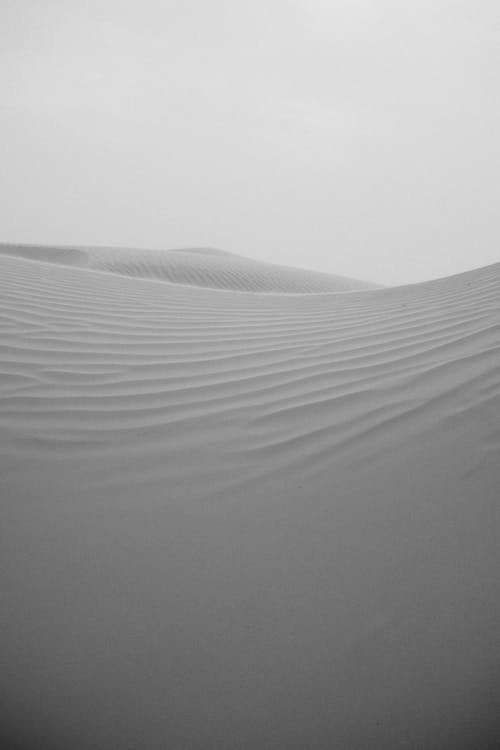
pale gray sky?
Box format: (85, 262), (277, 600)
(1, 0), (499, 285)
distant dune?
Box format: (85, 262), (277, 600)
(1, 244), (499, 749)
(0, 243), (379, 293)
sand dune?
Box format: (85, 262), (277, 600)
(0, 243), (378, 293)
(1, 245), (500, 749)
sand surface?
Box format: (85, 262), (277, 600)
(0, 243), (378, 293)
(1, 245), (499, 749)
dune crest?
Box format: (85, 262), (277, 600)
(0, 242), (378, 293)
(1, 247), (499, 749)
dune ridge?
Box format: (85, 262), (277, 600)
(0, 242), (379, 293)
(1, 246), (500, 749)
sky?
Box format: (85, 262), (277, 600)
(1, 0), (499, 285)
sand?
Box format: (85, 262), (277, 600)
(1, 244), (499, 749)
(0, 243), (379, 293)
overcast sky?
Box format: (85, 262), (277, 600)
(1, 0), (499, 285)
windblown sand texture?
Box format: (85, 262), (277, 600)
(1, 244), (500, 749)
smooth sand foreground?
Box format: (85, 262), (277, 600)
(1, 245), (499, 749)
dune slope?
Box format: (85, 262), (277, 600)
(0, 243), (379, 293)
(1, 246), (500, 749)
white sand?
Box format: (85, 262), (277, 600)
(1, 244), (499, 749)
